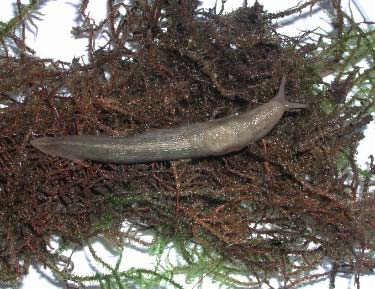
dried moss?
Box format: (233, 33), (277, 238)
(0, 0), (374, 288)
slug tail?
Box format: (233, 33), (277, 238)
(272, 74), (308, 110)
(31, 137), (82, 161)
(30, 132), (202, 164)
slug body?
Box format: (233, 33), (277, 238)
(31, 76), (307, 164)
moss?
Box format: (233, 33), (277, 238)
(0, 0), (375, 288)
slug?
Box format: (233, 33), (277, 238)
(31, 75), (308, 164)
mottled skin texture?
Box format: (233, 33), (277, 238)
(31, 76), (308, 164)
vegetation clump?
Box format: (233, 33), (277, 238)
(0, 0), (374, 288)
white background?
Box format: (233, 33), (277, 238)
(1, 0), (374, 288)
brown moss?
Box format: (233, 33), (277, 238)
(0, 0), (374, 287)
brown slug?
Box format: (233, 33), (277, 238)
(30, 75), (308, 164)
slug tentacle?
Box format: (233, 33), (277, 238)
(272, 75), (308, 110)
(31, 76), (308, 164)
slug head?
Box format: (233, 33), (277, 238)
(272, 75), (308, 110)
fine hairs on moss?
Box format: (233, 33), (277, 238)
(0, 0), (375, 288)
